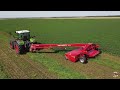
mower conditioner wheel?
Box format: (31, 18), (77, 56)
(79, 55), (87, 64)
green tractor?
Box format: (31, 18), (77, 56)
(10, 30), (36, 54)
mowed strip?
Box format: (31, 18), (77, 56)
(42, 50), (120, 79)
(0, 49), (29, 79)
(0, 32), (58, 79)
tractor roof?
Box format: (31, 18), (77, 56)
(15, 30), (30, 34)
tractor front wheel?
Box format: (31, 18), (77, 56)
(10, 41), (15, 49)
(79, 55), (87, 64)
(15, 43), (24, 54)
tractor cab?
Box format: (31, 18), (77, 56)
(15, 30), (30, 41)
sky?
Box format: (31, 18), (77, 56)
(0, 11), (120, 18)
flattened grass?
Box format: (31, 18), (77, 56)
(28, 53), (88, 79)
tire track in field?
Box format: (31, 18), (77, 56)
(44, 52), (120, 79)
(2, 41), (57, 79)
(18, 54), (59, 79)
(0, 49), (29, 79)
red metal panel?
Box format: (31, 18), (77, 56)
(29, 43), (100, 63)
(87, 50), (100, 57)
(30, 43), (93, 50)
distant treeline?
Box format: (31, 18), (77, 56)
(87, 15), (120, 17)
(48, 15), (120, 18)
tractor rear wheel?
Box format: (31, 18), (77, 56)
(10, 41), (15, 49)
(15, 42), (24, 54)
(79, 55), (87, 64)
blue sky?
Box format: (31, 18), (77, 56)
(0, 11), (120, 18)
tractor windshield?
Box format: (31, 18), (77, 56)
(18, 32), (30, 40)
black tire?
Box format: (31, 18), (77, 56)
(10, 41), (15, 49)
(98, 49), (102, 54)
(96, 48), (102, 54)
(15, 42), (25, 54)
(79, 55), (87, 64)
(24, 41), (31, 52)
